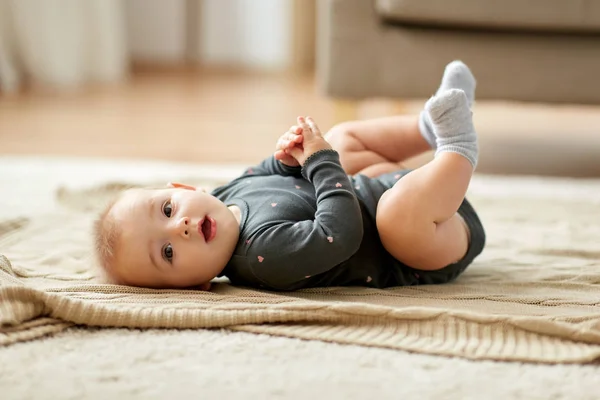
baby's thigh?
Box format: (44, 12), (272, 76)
(375, 186), (469, 271)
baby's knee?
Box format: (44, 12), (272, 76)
(324, 124), (361, 168)
(326, 123), (363, 149)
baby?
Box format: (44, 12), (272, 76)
(94, 61), (485, 291)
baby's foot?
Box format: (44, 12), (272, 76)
(436, 61), (476, 107)
(425, 89), (478, 168)
(419, 61), (476, 149)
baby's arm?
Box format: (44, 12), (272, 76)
(244, 155), (303, 178)
(248, 150), (363, 290)
(247, 118), (364, 290)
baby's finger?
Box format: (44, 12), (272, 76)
(276, 138), (290, 151)
(274, 150), (300, 167)
(288, 145), (303, 160)
(280, 134), (302, 150)
(296, 117), (309, 131)
(306, 117), (322, 137)
(273, 150), (290, 161)
(297, 116), (314, 140)
(274, 149), (286, 160)
(284, 131), (303, 144)
(290, 125), (302, 134)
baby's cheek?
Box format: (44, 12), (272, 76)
(174, 245), (202, 273)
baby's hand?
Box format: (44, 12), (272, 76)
(285, 116), (332, 167)
(274, 125), (304, 167)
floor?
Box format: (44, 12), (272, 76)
(2, 69), (600, 177)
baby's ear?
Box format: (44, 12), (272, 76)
(167, 182), (207, 192)
(167, 182), (196, 191)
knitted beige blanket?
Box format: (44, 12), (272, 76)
(1, 178), (599, 364)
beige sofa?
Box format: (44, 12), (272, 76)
(317, 0), (600, 103)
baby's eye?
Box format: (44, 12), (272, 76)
(162, 200), (173, 218)
(162, 243), (173, 263)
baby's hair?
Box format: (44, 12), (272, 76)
(93, 186), (171, 285)
(93, 197), (124, 285)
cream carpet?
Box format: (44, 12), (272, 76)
(1, 156), (599, 399)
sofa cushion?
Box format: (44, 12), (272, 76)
(375, 0), (600, 33)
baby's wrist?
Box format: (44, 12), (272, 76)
(300, 144), (333, 166)
(301, 148), (339, 170)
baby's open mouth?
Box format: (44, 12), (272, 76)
(198, 216), (217, 242)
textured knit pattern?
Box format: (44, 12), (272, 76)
(1, 176), (600, 364)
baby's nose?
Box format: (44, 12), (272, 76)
(173, 216), (190, 238)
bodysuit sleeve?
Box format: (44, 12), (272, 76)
(246, 150), (364, 290)
(242, 155), (303, 178)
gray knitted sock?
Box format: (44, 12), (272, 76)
(426, 89), (478, 168)
(418, 61), (476, 149)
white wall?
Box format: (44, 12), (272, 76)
(0, 0), (301, 91)
(123, 0), (296, 69)
(1, 0), (128, 91)
(125, 0), (187, 63)
(199, 0), (293, 69)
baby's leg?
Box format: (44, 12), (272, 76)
(325, 115), (424, 177)
(419, 61), (476, 149)
(376, 89), (477, 271)
(327, 61), (476, 178)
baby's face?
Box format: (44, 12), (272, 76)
(109, 186), (240, 288)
